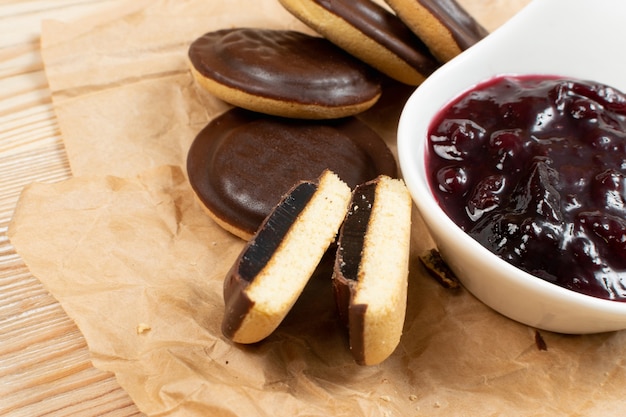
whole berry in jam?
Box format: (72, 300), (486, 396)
(427, 75), (626, 301)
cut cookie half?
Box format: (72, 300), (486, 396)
(333, 175), (412, 365)
(222, 170), (352, 344)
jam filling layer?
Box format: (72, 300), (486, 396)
(337, 182), (377, 281)
(239, 182), (316, 281)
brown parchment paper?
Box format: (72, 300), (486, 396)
(8, 0), (626, 415)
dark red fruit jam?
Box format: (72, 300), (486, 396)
(427, 75), (626, 301)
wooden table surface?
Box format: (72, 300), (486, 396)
(0, 1), (143, 415)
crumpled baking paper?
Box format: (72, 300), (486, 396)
(9, 0), (626, 415)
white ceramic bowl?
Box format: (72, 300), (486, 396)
(398, 0), (626, 334)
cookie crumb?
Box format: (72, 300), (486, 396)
(419, 248), (460, 289)
(136, 323), (151, 334)
(409, 394), (418, 401)
(535, 330), (548, 351)
(380, 395), (391, 402)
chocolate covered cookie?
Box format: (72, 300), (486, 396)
(222, 170), (352, 344)
(383, 0), (489, 62)
(333, 175), (412, 365)
(278, 0), (439, 86)
(186, 108), (397, 240)
(188, 28), (382, 119)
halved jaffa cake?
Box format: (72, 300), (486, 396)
(333, 175), (412, 365)
(222, 170), (351, 344)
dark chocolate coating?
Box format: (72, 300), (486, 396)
(222, 180), (317, 340)
(188, 28), (381, 107)
(336, 182), (377, 283)
(349, 303), (368, 364)
(418, 0), (488, 49)
(333, 180), (377, 363)
(310, 0), (439, 75)
(239, 183), (317, 281)
(221, 267), (253, 341)
(187, 108), (397, 237)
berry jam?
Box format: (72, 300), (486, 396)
(426, 75), (626, 301)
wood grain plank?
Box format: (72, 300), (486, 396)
(0, 1), (143, 416)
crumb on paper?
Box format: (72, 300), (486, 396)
(409, 394), (418, 401)
(380, 395), (391, 402)
(535, 330), (548, 351)
(419, 248), (460, 289)
(136, 323), (152, 334)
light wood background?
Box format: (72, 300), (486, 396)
(0, 1), (143, 415)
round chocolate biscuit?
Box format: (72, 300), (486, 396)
(383, 0), (489, 62)
(188, 28), (382, 119)
(187, 108), (397, 240)
(278, 0), (440, 86)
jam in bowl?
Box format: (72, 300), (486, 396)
(427, 75), (626, 302)
(397, 0), (626, 333)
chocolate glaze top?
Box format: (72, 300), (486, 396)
(187, 108), (397, 237)
(418, 0), (489, 49)
(312, 0), (439, 75)
(188, 28), (381, 106)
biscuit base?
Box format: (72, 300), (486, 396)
(384, 0), (464, 62)
(279, 0), (430, 86)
